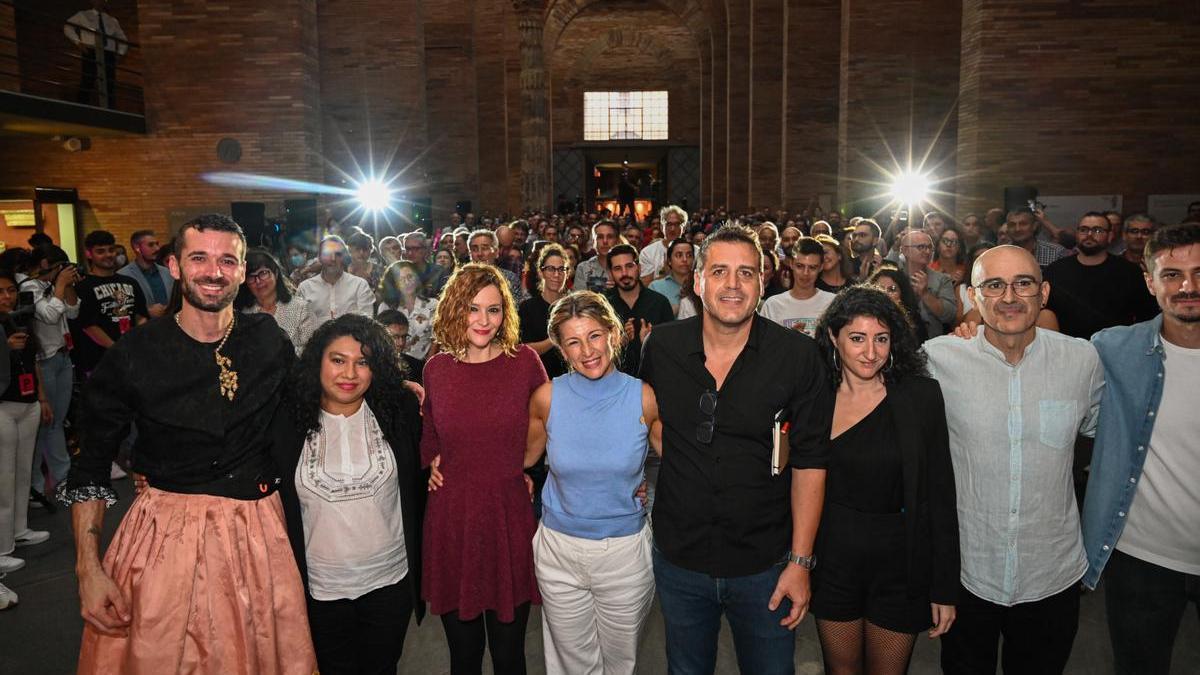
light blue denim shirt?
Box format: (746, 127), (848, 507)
(926, 326), (1104, 606)
(1080, 315), (1165, 589)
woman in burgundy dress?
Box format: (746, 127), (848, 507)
(422, 263), (548, 674)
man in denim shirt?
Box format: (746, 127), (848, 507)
(1082, 223), (1200, 675)
(926, 246), (1103, 674)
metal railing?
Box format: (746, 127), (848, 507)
(0, 0), (144, 114)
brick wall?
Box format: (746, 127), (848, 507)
(956, 0), (1200, 216)
(0, 0), (1196, 236)
(548, 6), (701, 148)
(837, 0), (961, 218)
(0, 0), (322, 246)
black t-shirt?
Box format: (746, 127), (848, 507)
(605, 285), (675, 377)
(517, 294), (568, 379)
(71, 272), (149, 373)
(1045, 254), (1159, 340)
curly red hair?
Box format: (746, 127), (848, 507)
(431, 263), (520, 360)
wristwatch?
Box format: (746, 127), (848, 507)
(786, 551), (817, 570)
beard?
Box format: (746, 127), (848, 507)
(615, 275), (638, 292)
(1076, 240), (1108, 256)
(181, 274), (237, 312)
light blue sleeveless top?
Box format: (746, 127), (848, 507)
(542, 370), (648, 539)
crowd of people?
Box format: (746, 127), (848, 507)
(0, 196), (1196, 675)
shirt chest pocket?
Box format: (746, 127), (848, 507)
(1038, 400), (1079, 449)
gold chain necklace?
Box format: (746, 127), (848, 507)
(175, 313), (239, 401)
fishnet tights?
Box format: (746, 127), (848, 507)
(816, 618), (917, 675)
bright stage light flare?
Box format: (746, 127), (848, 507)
(355, 180), (393, 212)
(890, 172), (931, 205)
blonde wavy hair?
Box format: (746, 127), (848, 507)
(432, 263), (520, 360)
(547, 291), (625, 372)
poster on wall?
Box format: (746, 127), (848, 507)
(1147, 195), (1200, 226)
(1038, 195), (1122, 231)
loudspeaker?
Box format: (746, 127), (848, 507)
(411, 198), (432, 229)
(231, 201), (267, 245)
(284, 199), (317, 232)
(1004, 186), (1038, 214)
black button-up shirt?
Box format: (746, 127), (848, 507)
(640, 314), (832, 577)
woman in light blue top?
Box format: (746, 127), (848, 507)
(525, 290), (661, 675)
(648, 238), (695, 317)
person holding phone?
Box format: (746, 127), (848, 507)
(72, 230), (149, 381)
(0, 271), (53, 579)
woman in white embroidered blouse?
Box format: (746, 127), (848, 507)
(235, 248), (318, 354)
(376, 261), (438, 360)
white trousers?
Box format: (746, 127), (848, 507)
(0, 400), (39, 555)
(533, 522), (655, 675)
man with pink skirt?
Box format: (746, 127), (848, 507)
(57, 214), (316, 674)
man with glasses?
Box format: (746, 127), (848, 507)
(376, 309), (424, 385)
(1044, 212), (1159, 339)
(296, 235), (374, 321)
(899, 230), (957, 338)
(640, 224), (832, 673)
(467, 229), (528, 302)
(926, 245), (1104, 674)
(399, 232), (449, 297)
(1118, 214), (1156, 271)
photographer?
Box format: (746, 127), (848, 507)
(23, 246), (81, 502)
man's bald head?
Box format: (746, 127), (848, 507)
(970, 245), (1041, 286)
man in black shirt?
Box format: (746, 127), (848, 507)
(59, 215), (315, 673)
(71, 230), (148, 378)
(1045, 212), (1159, 339)
(604, 243), (674, 377)
(640, 224), (832, 673)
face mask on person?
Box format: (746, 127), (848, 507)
(290, 254), (305, 268)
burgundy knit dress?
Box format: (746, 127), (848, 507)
(420, 345), (548, 621)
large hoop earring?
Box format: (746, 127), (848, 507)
(831, 349), (841, 373)
(884, 352), (895, 373)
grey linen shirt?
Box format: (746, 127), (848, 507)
(925, 326), (1104, 606)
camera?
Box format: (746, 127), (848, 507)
(1027, 199), (1046, 212)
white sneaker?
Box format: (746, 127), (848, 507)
(110, 462), (128, 480)
(14, 530), (50, 547)
(0, 579), (17, 610)
(0, 556), (25, 574)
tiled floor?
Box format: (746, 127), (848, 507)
(2, 485), (1197, 674)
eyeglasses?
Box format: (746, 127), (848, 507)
(878, 284), (900, 294)
(1076, 226), (1110, 236)
(939, 239), (960, 247)
(540, 265), (569, 274)
(697, 389), (718, 444)
(903, 243), (934, 252)
(247, 269), (274, 283)
(975, 278), (1041, 298)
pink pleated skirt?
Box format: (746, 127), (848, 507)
(77, 488), (317, 675)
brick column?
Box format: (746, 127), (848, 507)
(515, 2), (550, 212)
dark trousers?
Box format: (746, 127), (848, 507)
(1105, 549), (1200, 675)
(653, 547), (796, 675)
(940, 583), (1079, 675)
(306, 576), (414, 675)
(439, 602), (531, 675)
(77, 48), (117, 107)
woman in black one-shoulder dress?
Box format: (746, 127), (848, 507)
(811, 285), (960, 675)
